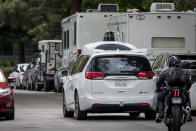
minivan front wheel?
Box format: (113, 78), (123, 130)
(74, 93), (87, 120)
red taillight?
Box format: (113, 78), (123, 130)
(167, 16), (171, 19)
(78, 49), (82, 55)
(104, 15), (107, 17)
(21, 72), (25, 76)
(34, 68), (37, 72)
(129, 15), (133, 18)
(177, 16), (181, 19)
(137, 72), (154, 79)
(174, 90), (180, 97)
(157, 16), (161, 19)
(85, 72), (105, 80)
(141, 103), (149, 106)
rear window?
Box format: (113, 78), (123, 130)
(177, 55), (196, 69)
(86, 55), (152, 76)
(95, 44), (131, 51)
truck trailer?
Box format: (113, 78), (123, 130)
(108, 3), (196, 58)
(35, 40), (62, 91)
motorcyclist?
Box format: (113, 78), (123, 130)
(155, 55), (192, 123)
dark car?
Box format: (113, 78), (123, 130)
(0, 68), (15, 120)
(152, 53), (196, 113)
(54, 68), (68, 93)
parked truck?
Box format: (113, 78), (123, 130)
(108, 3), (196, 59)
(35, 40), (62, 91)
(61, 4), (120, 68)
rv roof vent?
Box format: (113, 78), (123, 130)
(150, 3), (175, 12)
(87, 9), (99, 13)
(98, 4), (118, 12)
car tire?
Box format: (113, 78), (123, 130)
(5, 109), (15, 120)
(35, 78), (41, 91)
(129, 112), (140, 118)
(57, 81), (62, 93)
(63, 93), (74, 117)
(74, 92), (87, 120)
(27, 81), (31, 90)
(145, 110), (156, 120)
(44, 79), (50, 92)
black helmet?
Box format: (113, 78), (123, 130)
(168, 56), (181, 67)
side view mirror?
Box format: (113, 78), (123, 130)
(8, 77), (16, 83)
(62, 70), (68, 76)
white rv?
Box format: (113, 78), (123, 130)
(36, 40), (62, 91)
(108, 3), (196, 58)
(61, 4), (120, 67)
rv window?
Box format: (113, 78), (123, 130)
(74, 22), (76, 46)
(67, 30), (69, 49)
(95, 44), (131, 51)
(64, 31), (67, 49)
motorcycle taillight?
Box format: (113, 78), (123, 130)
(173, 90), (180, 97)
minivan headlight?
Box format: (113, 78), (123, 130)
(0, 88), (11, 96)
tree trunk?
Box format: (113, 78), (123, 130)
(70, 0), (83, 15)
(19, 43), (25, 63)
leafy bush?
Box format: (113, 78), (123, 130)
(10, 60), (17, 67)
(1, 66), (14, 79)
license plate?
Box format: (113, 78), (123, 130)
(115, 82), (127, 87)
(172, 98), (182, 104)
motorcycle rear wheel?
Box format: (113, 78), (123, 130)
(171, 105), (181, 131)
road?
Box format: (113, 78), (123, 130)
(0, 90), (196, 131)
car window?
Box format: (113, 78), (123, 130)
(0, 71), (5, 82)
(86, 55), (152, 76)
(153, 56), (164, 70)
(95, 44), (131, 51)
(71, 55), (90, 75)
(177, 55), (196, 69)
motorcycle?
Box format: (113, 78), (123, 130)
(163, 87), (190, 131)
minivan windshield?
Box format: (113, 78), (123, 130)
(178, 55), (196, 69)
(87, 55), (152, 75)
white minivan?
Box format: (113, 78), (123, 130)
(63, 50), (156, 120)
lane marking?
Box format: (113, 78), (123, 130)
(24, 108), (32, 112)
(43, 115), (53, 118)
(65, 122), (76, 127)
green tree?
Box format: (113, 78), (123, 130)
(0, 0), (30, 62)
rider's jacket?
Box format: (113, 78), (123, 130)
(156, 67), (192, 92)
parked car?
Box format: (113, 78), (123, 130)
(62, 50), (156, 120)
(8, 64), (28, 89)
(152, 53), (196, 114)
(54, 68), (67, 93)
(15, 63), (29, 89)
(0, 68), (15, 120)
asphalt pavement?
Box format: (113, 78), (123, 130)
(0, 90), (195, 131)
